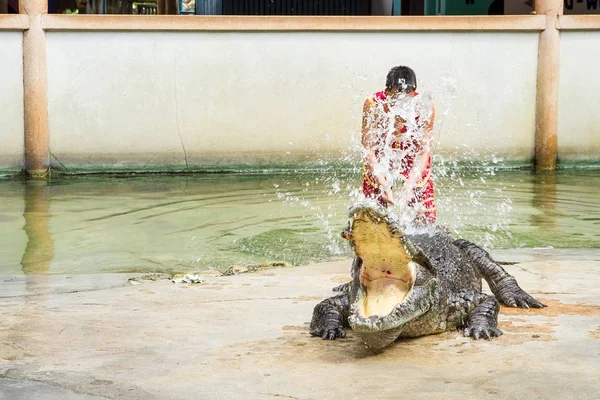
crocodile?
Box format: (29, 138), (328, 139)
(309, 203), (545, 349)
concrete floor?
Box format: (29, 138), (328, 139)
(1, 248), (599, 400)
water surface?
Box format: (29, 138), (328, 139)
(1, 170), (598, 275)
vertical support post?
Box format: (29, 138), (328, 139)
(157, 0), (166, 14)
(535, 0), (562, 171)
(20, 0), (49, 177)
(393, 0), (401, 15)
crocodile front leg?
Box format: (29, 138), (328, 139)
(449, 288), (503, 340)
(309, 294), (350, 340)
(454, 239), (546, 309)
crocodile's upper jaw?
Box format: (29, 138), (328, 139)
(345, 204), (418, 328)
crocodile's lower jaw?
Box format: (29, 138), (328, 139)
(353, 327), (405, 350)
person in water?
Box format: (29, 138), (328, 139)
(361, 65), (436, 224)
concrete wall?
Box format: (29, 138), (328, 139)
(559, 32), (600, 164)
(0, 32), (24, 174)
(46, 31), (539, 171)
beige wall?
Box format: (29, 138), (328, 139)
(559, 32), (600, 163)
(0, 32), (24, 173)
(46, 31), (538, 170)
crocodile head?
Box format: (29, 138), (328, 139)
(343, 203), (435, 349)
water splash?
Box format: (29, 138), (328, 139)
(274, 174), (351, 257)
(269, 75), (516, 256)
(429, 75), (515, 249)
(358, 89), (436, 230)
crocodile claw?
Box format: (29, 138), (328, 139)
(494, 277), (546, 309)
(310, 327), (346, 340)
(464, 326), (503, 340)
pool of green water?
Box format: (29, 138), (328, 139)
(1, 170), (599, 275)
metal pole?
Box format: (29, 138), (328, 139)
(535, 0), (562, 171)
(20, 0), (49, 177)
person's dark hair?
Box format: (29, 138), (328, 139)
(385, 66), (417, 92)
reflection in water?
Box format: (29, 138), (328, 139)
(531, 171), (559, 229)
(20, 181), (55, 274)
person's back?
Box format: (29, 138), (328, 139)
(361, 65), (436, 225)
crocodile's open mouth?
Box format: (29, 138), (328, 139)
(347, 207), (417, 319)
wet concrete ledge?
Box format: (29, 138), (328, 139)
(4, 160), (600, 180)
(1, 248), (599, 400)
